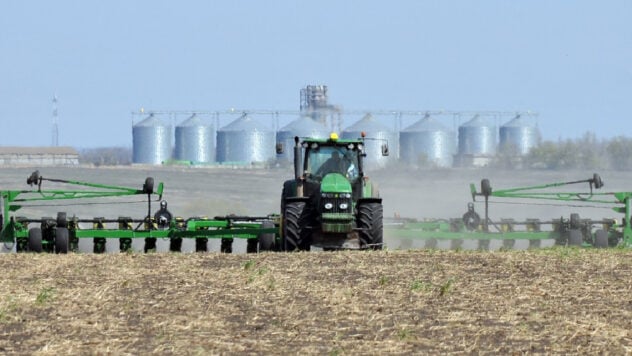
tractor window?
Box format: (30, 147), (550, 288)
(307, 146), (359, 180)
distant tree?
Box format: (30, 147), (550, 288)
(606, 136), (632, 170)
(78, 147), (132, 166)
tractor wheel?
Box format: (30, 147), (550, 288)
(283, 201), (310, 251)
(55, 227), (69, 254)
(258, 221), (276, 252)
(357, 202), (384, 250)
(568, 229), (583, 247)
(594, 229), (608, 248)
(28, 228), (43, 253)
(570, 213), (581, 230)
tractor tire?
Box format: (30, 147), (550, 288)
(28, 228), (43, 253)
(593, 229), (608, 248)
(283, 200), (310, 251)
(357, 202), (384, 250)
(55, 227), (69, 254)
(568, 229), (583, 247)
(258, 221), (276, 252)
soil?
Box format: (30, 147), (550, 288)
(0, 249), (631, 354)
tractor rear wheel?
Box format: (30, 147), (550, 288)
(593, 229), (608, 248)
(55, 227), (69, 254)
(283, 201), (310, 251)
(357, 202), (384, 250)
(568, 229), (583, 247)
(28, 228), (43, 253)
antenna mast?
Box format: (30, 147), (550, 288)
(52, 94), (59, 146)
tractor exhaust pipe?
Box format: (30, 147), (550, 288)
(293, 136), (304, 197)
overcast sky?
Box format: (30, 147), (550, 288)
(1, 1), (630, 148)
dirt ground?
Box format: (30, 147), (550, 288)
(0, 249), (631, 354)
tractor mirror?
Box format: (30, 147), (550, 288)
(381, 144), (389, 156)
(276, 143), (284, 154)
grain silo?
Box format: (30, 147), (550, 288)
(132, 114), (172, 164)
(342, 114), (398, 170)
(454, 115), (496, 167)
(174, 114), (215, 163)
(399, 115), (455, 168)
(276, 115), (329, 163)
(216, 113), (275, 164)
(499, 115), (540, 155)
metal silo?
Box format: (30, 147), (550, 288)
(342, 114), (398, 170)
(399, 115), (456, 168)
(276, 115), (329, 163)
(457, 115), (496, 156)
(499, 115), (540, 155)
(216, 113), (275, 164)
(174, 114), (215, 163)
(132, 114), (172, 164)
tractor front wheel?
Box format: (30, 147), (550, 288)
(357, 202), (384, 250)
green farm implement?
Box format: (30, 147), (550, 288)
(386, 173), (627, 249)
(1, 171), (278, 254)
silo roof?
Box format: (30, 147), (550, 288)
(135, 114), (168, 127)
(178, 114), (211, 127)
(220, 114), (271, 131)
(461, 115), (492, 127)
(343, 114), (391, 132)
(279, 115), (328, 132)
(501, 115), (535, 128)
(403, 116), (450, 132)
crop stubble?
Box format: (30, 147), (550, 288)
(0, 249), (631, 354)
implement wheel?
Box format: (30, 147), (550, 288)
(570, 213), (581, 230)
(55, 227), (69, 254)
(594, 229), (608, 248)
(28, 228), (43, 253)
(568, 229), (583, 247)
(258, 221), (276, 252)
(357, 202), (384, 250)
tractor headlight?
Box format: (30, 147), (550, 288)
(339, 202), (349, 210)
(341, 193), (351, 198)
(324, 203), (334, 210)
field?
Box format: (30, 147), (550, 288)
(1, 249), (632, 354)
(1, 166), (632, 353)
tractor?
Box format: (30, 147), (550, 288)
(278, 132), (388, 251)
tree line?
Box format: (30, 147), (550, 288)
(495, 133), (632, 170)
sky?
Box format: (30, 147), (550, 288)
(0, 1), (630, 148)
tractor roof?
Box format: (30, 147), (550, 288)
(301, 132), (363, 145)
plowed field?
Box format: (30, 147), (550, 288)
(1, 249), (631, 354)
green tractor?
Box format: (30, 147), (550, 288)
(278, 132), (388, 251)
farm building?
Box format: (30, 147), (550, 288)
(0, 147), (79, 166)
